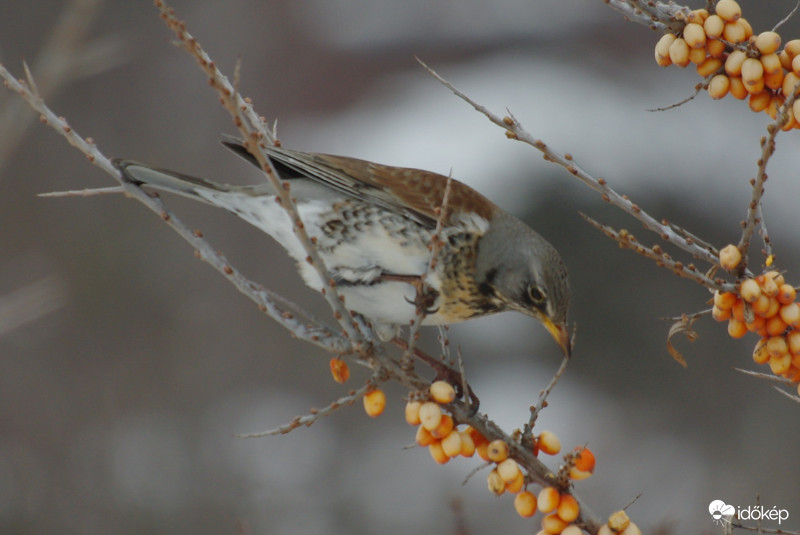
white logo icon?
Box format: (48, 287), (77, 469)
(709, 500), (735, 525)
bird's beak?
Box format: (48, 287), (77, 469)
(542, 318), (571, 358)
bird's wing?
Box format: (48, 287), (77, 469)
(221, 138), (496, 228)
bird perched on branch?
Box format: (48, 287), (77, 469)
(114, 139), (571, 355)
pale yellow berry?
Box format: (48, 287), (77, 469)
(741, 58), (765, 91)
(770, 352), (792, 375)
(405, 400), (422, 426)
(598, 526), (614, 535)
(418, 401), (442, 431)
(756, 31), (782, 55)
(505, 470), (525, 493)
(723, 20), (747, 43)
(719, 244), (742, 269)
(655, 33), (677, 66)
(557, 494), (580, 523)
(787, 331), (800, 354)
(363, 389), (386, 418)
(562, 527), (583, 535)
(429, 380), (456, 404)
(767, 335), (788, 357)
(541, 513), (569, 534)
(783, 72), (800, 97)
(793, 54), (800, 76)
(537, 430), (562, 455)
(459, 430), (476, 457)
(725, 49), (747, 76)
(440, 429), (463, 457)
(780, 303), (800, 327)
(608, 510), (631, 532)
(740, 279), (762, 303)
(621, 522), (643, 535)
(487, 469), (505, 495)
(487, 439), (510, 462)
(429, 440), (450, 464)
(703, 14), (725, 39)
(716, 0), (742, 22)
(668, 37), (691, 67)
(689, 46), (707, 65)
(514, 491), (538, 518)
(497, 458), (521, 482)
(753, 338), (770, 364)
(538, 486), (561, 513)
(761, 53), (783, 74)
(708, 74), (730, 99)
(687, 8), (709, 24)
(683, 23), (706, 48)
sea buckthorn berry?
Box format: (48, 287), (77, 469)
(487, 469), (505, 495)
(538, 487), (561, 513)
(497, 458), (522, 482)
(622, 522), (643, 535)
(505, 470), (525, 494)
(793, 55), (800, 76)
(704, 14), (725, 38)
(767, 335), (788, 357)
(723, 20), (747, 44)
(363, 389), (386, 417)
(687, 8), (709, 23)
(765, 315), (787, 336)
(725, 50), (747, 76)
(655, 33), (677, 66)
(749, 91), (771, 113)
(719, 244), (742, 270)
(487, 439), (510, 462)
(707, 38), (726, 57)
(769, 352), (792, 375)
(778, 284), (797, 305)
(728, 318), (748, 339)
(416, 425), (436, 447)
(712, 305), (731, 322)
(598, 526), (614, 535)
(537, 430), (562, 455)
(418, 401), (442, 431)
(708, 74), (730, 99)
(781, 50), (793, 71)
(542, 514), (569, 534)
(329, 358), (350, 383)
(764, 297), (781, 319)
(429, 441), (450, 465)
(740, 279), (761, 303)
(716, 0), (742, 22)
(573, 447), (596, 473)
(729, 75), (748, 99)
(741, 58), (765, 90)
(762, 275), (780, 297)
(731, 299), (746, 321)
(405, 400), (422, 426)
(787, 331), (800, 354)
(761, 53), (782, 75)
(668, 37), (691, 67)
(476, 441), (490, 462)
(514, 491), (538, 518)
(562, 526), (583, 535)
(697, 57), (723, 77)
(783, 72), (800, 97)
(689, 47), (707, 65)
(459, 430), (476, 457)
(780, 302), (800, 326)
(753, 338), (770, 364)
(430, 380), (456, 404)
(714, 291), (738, 310)
(751, 294), (772, 316)
(745, 315), (765, 334)
(756, 31), (782, 55)
(786, 39), (800, 58)
(609, 510), (631, 532)
(440, 429), (463, 457)
(683, 23), (706, 48)
(431, 413), (454, 439)
(557, 494), (580, 523)
(765, 69), (785, 92)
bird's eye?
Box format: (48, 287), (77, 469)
(527, 285), (546, 305)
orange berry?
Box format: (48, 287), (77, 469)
(542, 513), (569, 534)
(745, 314), (765, 334)
(574, 447), (596, 473)
(708, 73), (730, 99)
(723, 20), (747, 44)
(514, 491), (538, 518)
(688, 8), (709, 24)
(416, 425), (436, 447)
(363, 388), (386, 418)
(778, 284), (796, 305)
(786, 39), (800, 58)
(781, 50), (793, 71)
(761, 53), (783, 75)
(684, 23), (706, 48)
(729, 75), (748, 99)
(704, 14), (725, 39)
(465, 425), (488, 446)
(655, 33), (677, 66)
(405, 400), (422, 426)
(716, 0), (742, 22)
(714, 290), (739, 310)
(621, 522), (643, 535)
(537, 430), (562, 455)
(767, 335), (788, 357)
(557, 494), (580, 523)
(707, 38), (726, 57)
(459, 430), (476, 457)
(431, 413), (454, 439)
(430, 380), (456, 404)
(751, 294), (771, 316)
(765, 68), (784, 91)
(476, 441), (490, 462)
(538, 487), (561, 513)
(440, 429), (463, 457)
(756, 31), (782, 54)
(497, 458), (521, 483)
(713, 305), (732, 322)
(764, 297), (781, 319)
(429, 440), (450, 465)
(505, 470), (525, 493)
(766, 315), (788, 336)
(741, 58), (765, 92)
(418, 401), (442, 431)
(740, 279), (762, 302)
(329, 358), (350, 383)
(749, 91), (771, 113)
(689, 46), (708, 65)
(780, 302), (800, 327)
(769, 352), (792, 375)
(562, 527), (584, 535)
(728, 318), (748, 338)
(761, 275), (780, 297)
(731, 299), (746, 321)
(668, 37), (691, 67)
(487, 469), (505, 495)
(753, 338), (770, 364)
(487, 439), (510, 462)
(794, 55), (800, 76)
(725, 50), (747, 76)
(783, 72), (800, 97)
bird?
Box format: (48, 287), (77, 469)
(113, 139), (571, 356)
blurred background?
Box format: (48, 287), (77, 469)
(2, 1), (800, 534)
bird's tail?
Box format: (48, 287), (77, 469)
(112, 159), (236, 204)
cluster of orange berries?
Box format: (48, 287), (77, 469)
(405, 381), (598, 533)
(714, 245), (800, 394)
(654, 0), (800, 128)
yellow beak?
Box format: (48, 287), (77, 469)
(542, 318), (571, 358)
